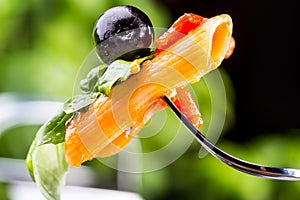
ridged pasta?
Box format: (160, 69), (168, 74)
(64, 14), (234, 167)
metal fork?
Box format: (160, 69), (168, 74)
(163, 96), (300, 181)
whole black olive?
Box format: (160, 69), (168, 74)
(94, 5), (154, 64)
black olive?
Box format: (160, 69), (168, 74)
(94, 5), (154, 64)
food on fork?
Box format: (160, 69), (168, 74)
(26, 5), (234, 200)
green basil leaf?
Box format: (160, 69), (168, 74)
(26, 106), (72, 181)
(31, 143), (68, 200)
(35, 108), (74, 146)
(80, 65), (107, 93)
(63, 93), (98, 114)
(26, 107), (71, 200)
(98, 60), (131, 95)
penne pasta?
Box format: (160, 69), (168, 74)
(64, 14), (234, 167)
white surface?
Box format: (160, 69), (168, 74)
(0, 158), (144, 200)
(8, 181), (144, 200)
(0, 158), (98, 186)
(0, 93), (62, 135)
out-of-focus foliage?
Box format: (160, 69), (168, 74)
(0, 0), (171, 99)
(0, 183), (9, 200)
(0, 126), (39, 159)
(141, 132), (300, 200)
(1, 0), (299, 200)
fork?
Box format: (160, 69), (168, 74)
(163, 96), (300, 181)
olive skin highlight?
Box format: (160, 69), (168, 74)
(94, 5), (154, 64)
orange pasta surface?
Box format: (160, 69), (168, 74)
(65, 13), (234, 167)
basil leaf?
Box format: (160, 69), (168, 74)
(26, 107), (72, 180)
(64, 60), (132, 112)
(26, 107), (72, 200)
(63, 65), (107, 114)
(80, 65), (107, 93)
(98, 60), (131, 95)
(35, 108), (74, 146)
(63, 93), (98, 114)
(31, 143), (68, 200)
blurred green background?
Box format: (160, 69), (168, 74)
(1, 0), (300, 199)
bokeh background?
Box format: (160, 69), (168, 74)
(1, 0), (300, 199)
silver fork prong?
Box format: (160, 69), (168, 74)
(163, 96), (300, 181)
